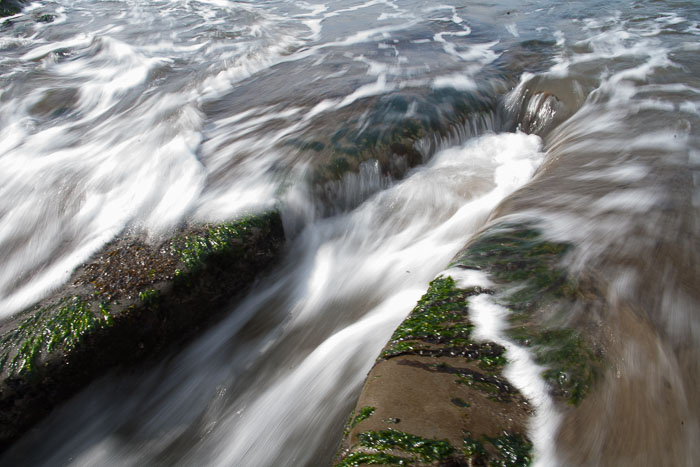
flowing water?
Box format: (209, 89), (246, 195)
(0, 0), (698, 465)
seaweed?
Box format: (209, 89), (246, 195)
(0, 296), (112, 375)
(171, 212), (276, 272)
(463, 431), (532, 466)
(485, 433), (533, 467)
(526, 328), (598, 406)
(138, 288), (160, 308)
(335, 452), (410, 467)
(357, 429), (454, 462)
(351, 406), (376, 428)
(453, 222), (601, 405)
(381, 276), (476, 358)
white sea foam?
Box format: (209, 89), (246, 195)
(449, 286), (562, 467)
(6, 128), (545, 464)
(20, 34), (94, 61)
(0, 0), (323, 317)
(303, 73), (398, 121)
(570, 164), (650, 182)
(442, 267), (493, 289)
(432, 73), (477, 91)
(506, 23), (520, 37)
(1, 1), (698, 465)
(186, 131), (546, 464)
(201, 289), (425, 467)
(590, 188), (661, 214)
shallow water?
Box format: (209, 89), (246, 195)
(0, 0), (698, 465)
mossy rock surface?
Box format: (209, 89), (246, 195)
(290, 88), (501, 201)
(0, 211), (284, 452)
(334, 277), (533, 467)
(334, 222), (604, 466)
(452, 222), (602, 406)
(0, 0), (24, 17)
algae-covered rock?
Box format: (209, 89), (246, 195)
(334, 222), (604, 466)
(334, 277), (533, 467)
(452, 222), (602, 406)
(0, 211), (284, 451)
(0, 0), (24, 17)
(289, 88), (502, 210)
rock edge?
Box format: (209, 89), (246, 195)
(0, 211), (285, 452)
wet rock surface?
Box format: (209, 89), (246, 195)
(452, 223), (603, 407)
(334, 277), (533, 467)
(0, 211), (284, 452)
(284, 87), (506, 213)
(0, 0), (24, 18)
(0, 84), (512, 456)
(334, 222), (605, 466)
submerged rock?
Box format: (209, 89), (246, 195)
(0, 85), (509, 453)
(287, 87), (505, 212)
(0, 211), (284, 451)
(334, 277), (533, 467)
(452, 222), (602, 407)
(517, 92), (567, 136)
(333, 222), (604, 466)
(0, 0), (24, 18)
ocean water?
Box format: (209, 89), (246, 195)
(0, 0), (698, 465)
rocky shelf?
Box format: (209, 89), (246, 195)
(333, 222), (603, 466)
(0, 211), (285, 451)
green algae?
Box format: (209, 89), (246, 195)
(479, 353), (507, 371)
(357, 428), (454, 462)
(451, 397), (470, 408)
(0, 212), (281, 378)
(464, 432), (532, 467)
(452, 223), (583, 319)
(301, 89), (499, 188)
(0, 0), (22, 17)
(453, 222), (600, 405)
(463, 432), (488, 461)
(326, 157), (351, 179)
(380, 340), (427, 359)
(0, 212), (286, 451)
(306, 108), (427, 184)
(526, 328), (598, 406)
(453, 224), (572, 307)
(343, 409), (355, 438)
(172, 224), (242, 270)
(455, 374), (507, 402)
(138, 288), (160, 308)
(98, 301), (113, 325)
(380, 277), (511, 381)
(335, 452), (410, 467)
(486, 433), (533, 467)
(352, 406), (376, 428)
(382, 276), (474, 358)
(0, 296), (112, 375)
(171, 212), (277, 272)
(36, 13), (55, 23)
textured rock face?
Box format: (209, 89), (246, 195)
(287, 87), (504, 213)
(451, 223), (602, 407)
(333, 223), (603, 466)
(0, 211), (285, 451)
(334, 277), (534, 466)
